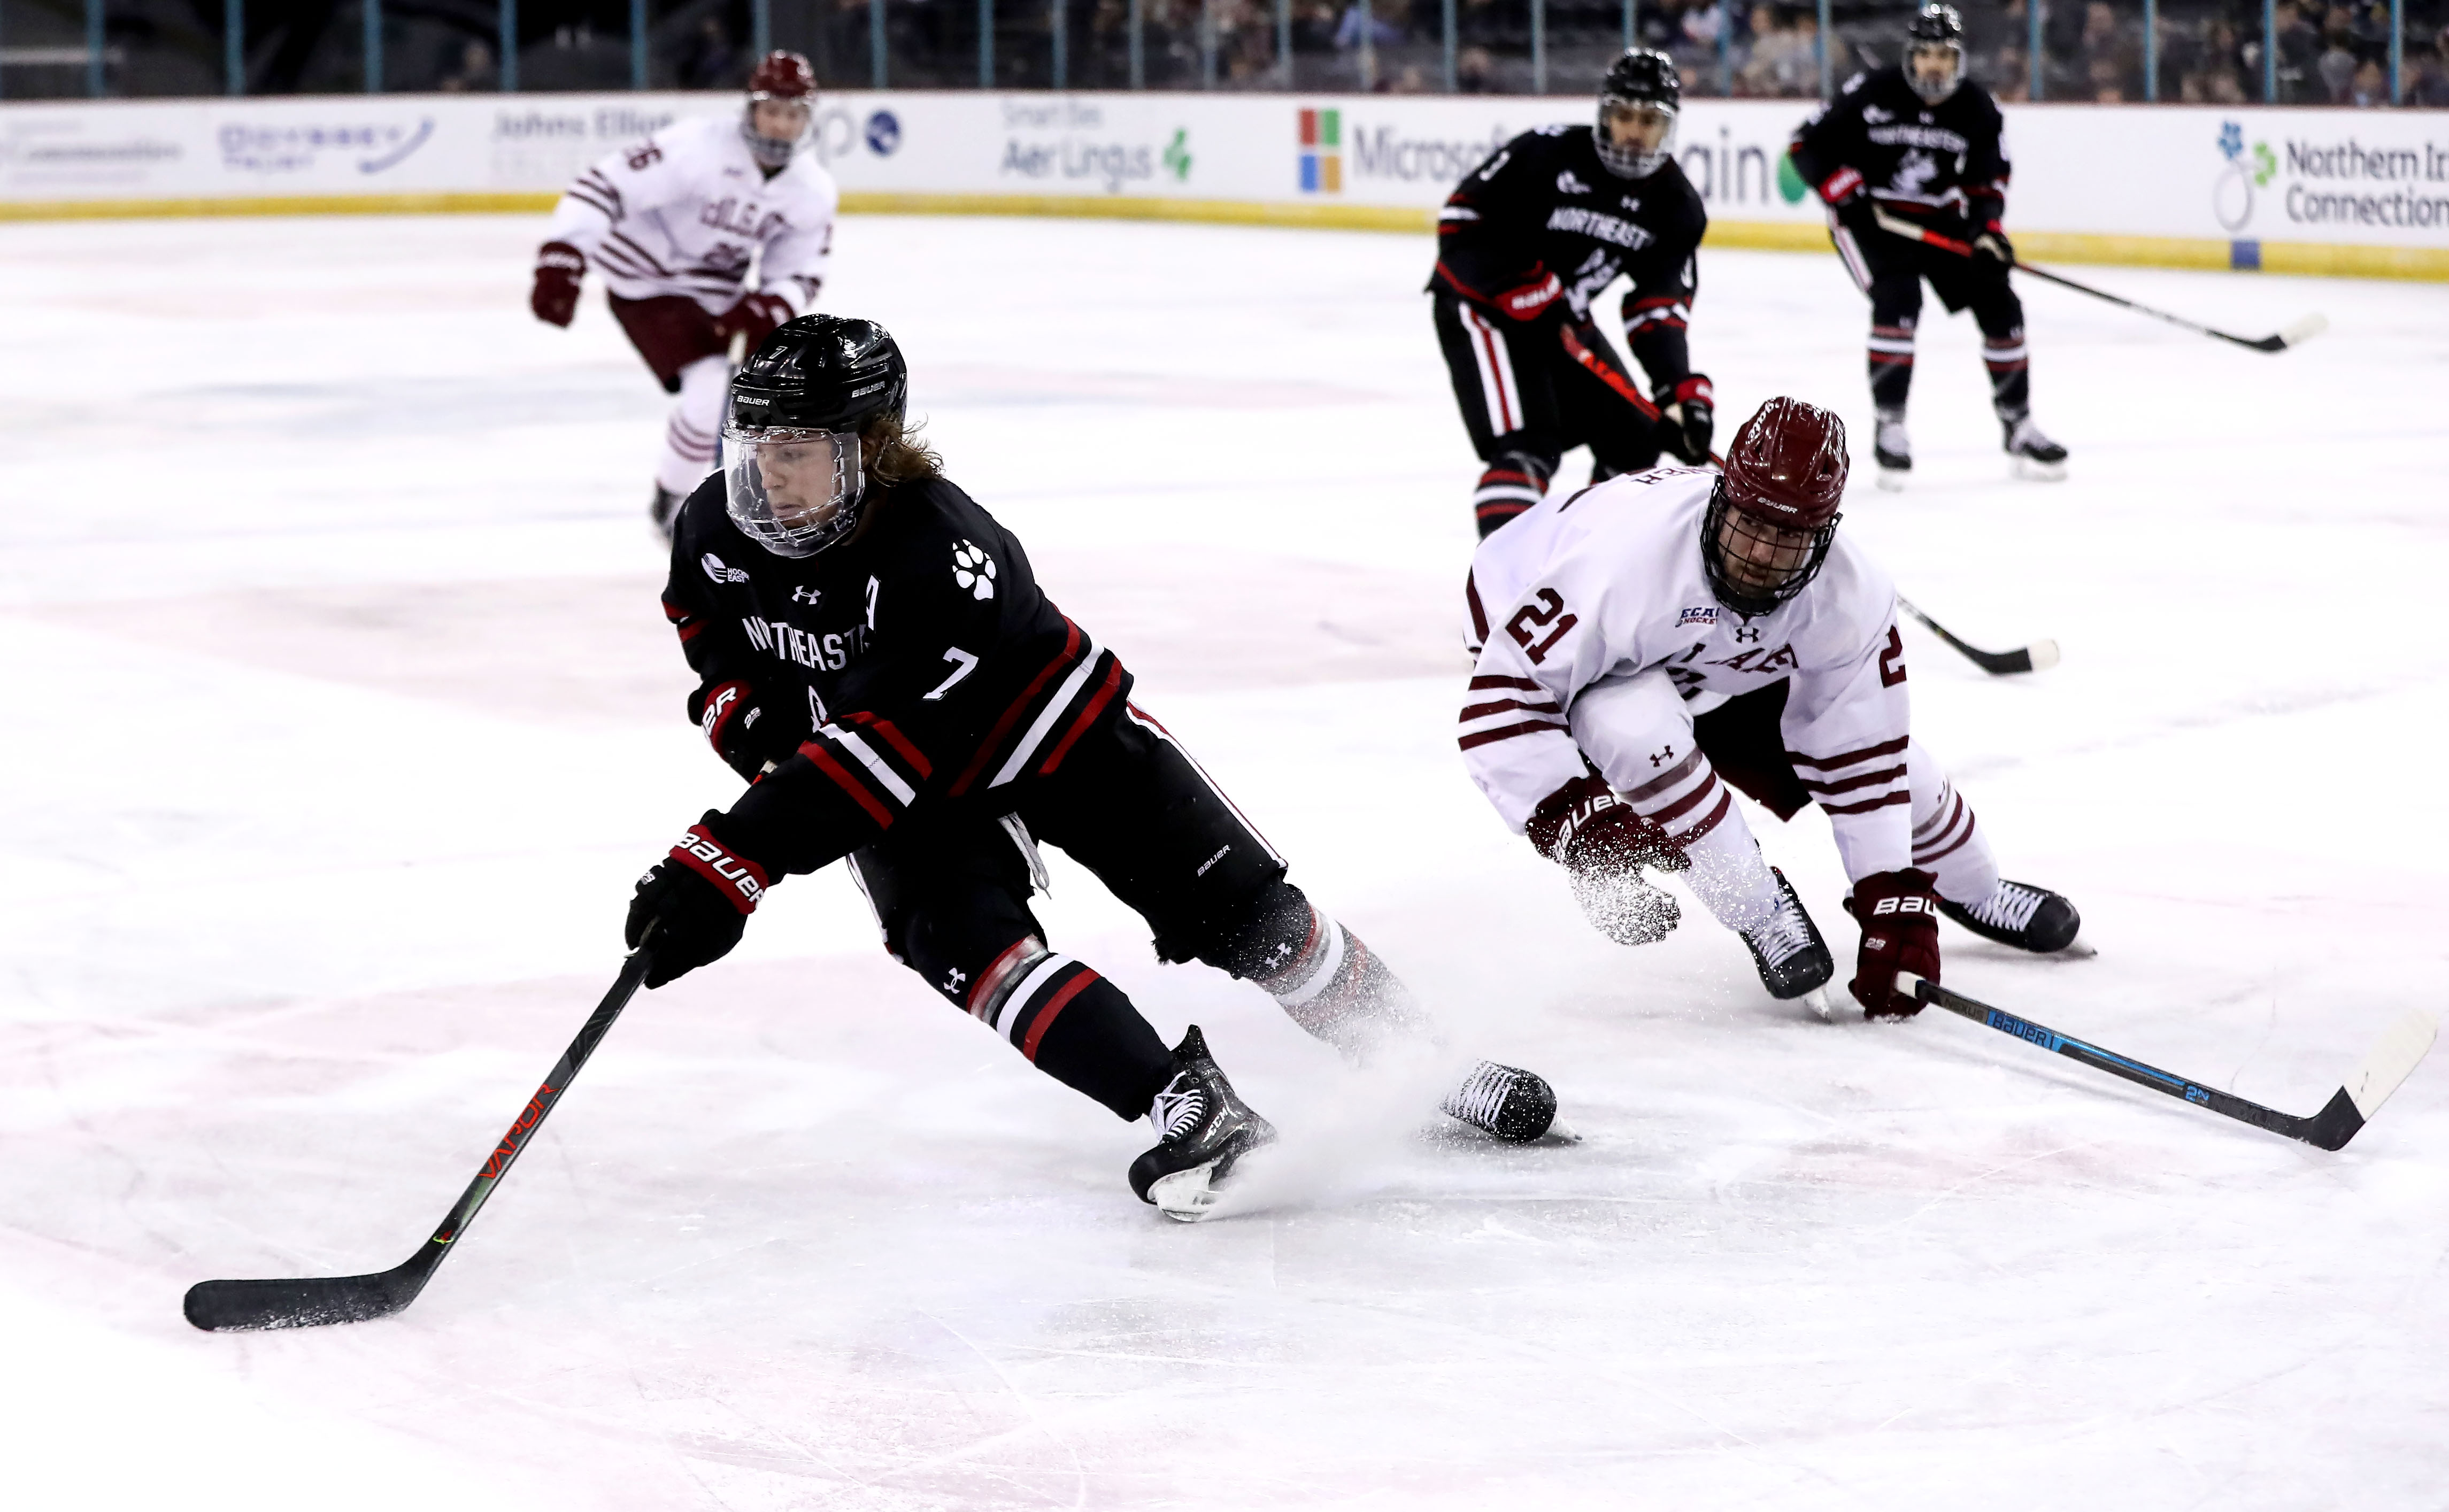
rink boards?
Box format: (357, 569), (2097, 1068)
(2, 88), (2443, 279)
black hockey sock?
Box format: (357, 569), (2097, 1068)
(1867, 323), (1915, 415)
(991, 955), (1174, 1120)
(1983, 329), (2031, 422)
(1473, 449), (1552, 538)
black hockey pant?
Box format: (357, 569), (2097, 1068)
(1433, 292), (1669, 538)
(847, 701), (1323, 1122)
(1830, 220), (2030, 423)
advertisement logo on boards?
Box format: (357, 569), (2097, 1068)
(997, 101), (1187, 193)
(1298, 107), (1342, 193)
(2213, 120), (2277, 232)
(219, 118), (436, 175)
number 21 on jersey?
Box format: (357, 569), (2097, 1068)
(1505, 588), (1578, 665)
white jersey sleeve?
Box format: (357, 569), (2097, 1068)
(1775, 541), (1913, 880)
(545, 115), (838, 316)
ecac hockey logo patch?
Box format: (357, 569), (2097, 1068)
(701, 552), (750, 584)
(952, 541), (997, 600)
(1678, 605), (1720, 628)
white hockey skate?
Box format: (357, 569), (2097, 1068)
(2004, 417), (2068, 481)
(1129, 1027), (1276, 1222)
(1873, 416), (1912, 492)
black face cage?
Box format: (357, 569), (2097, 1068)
(1701, 483), (1840, 617)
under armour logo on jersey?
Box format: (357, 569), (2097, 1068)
(1650, 745), (1675, 767)
(943, 966), (968, 992)
(1620, 195), (1642, 212)
(791, 585), (822, 605)
(1556, 169), (1591, 195)
(952, 541), (997, 600)
(1732, 624), (1763, 643)
(701, 552), (750, 584)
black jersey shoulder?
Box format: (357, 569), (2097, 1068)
(1637, 157), (1708, 240)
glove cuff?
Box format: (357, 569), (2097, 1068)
(1818, 166), (1864, 205)
(697, 679), (756, 755)
(536, 241), (585, 275)
(669, 822), (771, 914)
(1670, 375), (1714, 408)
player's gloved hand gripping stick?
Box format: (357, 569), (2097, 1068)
(183, 944), (657, 1330)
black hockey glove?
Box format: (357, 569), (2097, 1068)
(689, 678), (804, 781)
(1659, 376), (1715, 466)
(625, 819), (771, 988)
(1973, 223), (2015, 267)
(1817, 165), (1880, 241)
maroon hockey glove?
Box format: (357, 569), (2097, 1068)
(712, 291), (794, 351)
(689, 678), (801, 781)
(1491, 265), (1565, 323)
(1973, 223), (2015, 266)
(625, 819), (770, 988)
(1528, 774), (1689, 946)
(1660, 375), (1715, 465)
(530, 241), (584, 327)
(1847, 868), (1942, 1019)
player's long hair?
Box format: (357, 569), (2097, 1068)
(864, 414), (942, 487)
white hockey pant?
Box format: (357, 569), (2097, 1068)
(1566, 670), (2001, 932)
(656, 353), (730, 498)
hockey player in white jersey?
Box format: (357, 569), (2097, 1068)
(529, 50), (839, 536)
(1458, 396), (2079, 1017)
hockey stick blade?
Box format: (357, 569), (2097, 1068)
(1899, 974), (2437, 1151)
(184, 1255), (439, 1332)
(184, 949), (653, 1332)
(1897, 596), (2057, 676)
(2251, 313), (2329, 353)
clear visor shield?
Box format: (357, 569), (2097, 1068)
(1596, 99), (1678, 178)
(1712, 505), (1835, 603)
(1906, 41), (1963, 101)
(722, 427), (864, 557)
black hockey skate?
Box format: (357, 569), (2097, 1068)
(2004, 417), (2068, 481)
(1129, 1026), (1276, 1222)
(1939, 878), (2081, 954)
(650, 485), (683, 541)
(1873, 416), (1912, 492)
(1439, 1061), (1559, 1143)
(1741, 868), (1835, 1000)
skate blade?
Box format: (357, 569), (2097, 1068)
(1802, 985), (1840, 1022)
(2012, 456), (2068, 482)
(1147, 1161), (1227, 1222)
(1875, 468), (1908, 492)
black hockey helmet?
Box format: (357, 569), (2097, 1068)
(1904, 3), (1966, 103)
(1596, 48), (1680, 180)
(723, 314), (908, 557)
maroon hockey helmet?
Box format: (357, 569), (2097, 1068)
(1703, 397), (1850, 614)
(742, 51), (817, 168)
(747, 50), (818, 101)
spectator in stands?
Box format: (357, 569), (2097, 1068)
(2270, 0), (2322, 100)
(1737, 4), (1814, 97)
(1993, 0), (2031, 100)
(2417, 24), (2449, 105)
(2184, 17), (2250, 100)
(2346, 55), (2385, 103)
(676, 16), (741, 89)
(437, 38), (496, 92)
(1456, 43), (1496, 91)
(1334, 0), (1407, 87)
(2079, 1), (2131, 99)
(2316, 5), (2360, 98)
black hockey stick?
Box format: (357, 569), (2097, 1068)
(183, 947), (655, 1331)
(1872, 209), (2327, 354)
(1898, 973), (2436, 1151)
(1896, 594), (2059, 676)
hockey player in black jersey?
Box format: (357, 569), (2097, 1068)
(624, 315), (1559, 1221)
(1430, 48), (1714, 538)
(1789, 3), (2067, 488)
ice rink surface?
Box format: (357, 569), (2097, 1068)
(4, 210), (2447, 1509)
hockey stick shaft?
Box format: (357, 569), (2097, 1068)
(183, 948), (654, 1331)
(1557, 320), (1665, 422)
(1895, 594), (2055, 675)
(1897, 973), (2419, 1151)
(1870, 209), (2312, 353)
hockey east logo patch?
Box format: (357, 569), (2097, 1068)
(701, 552), (750, 584)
